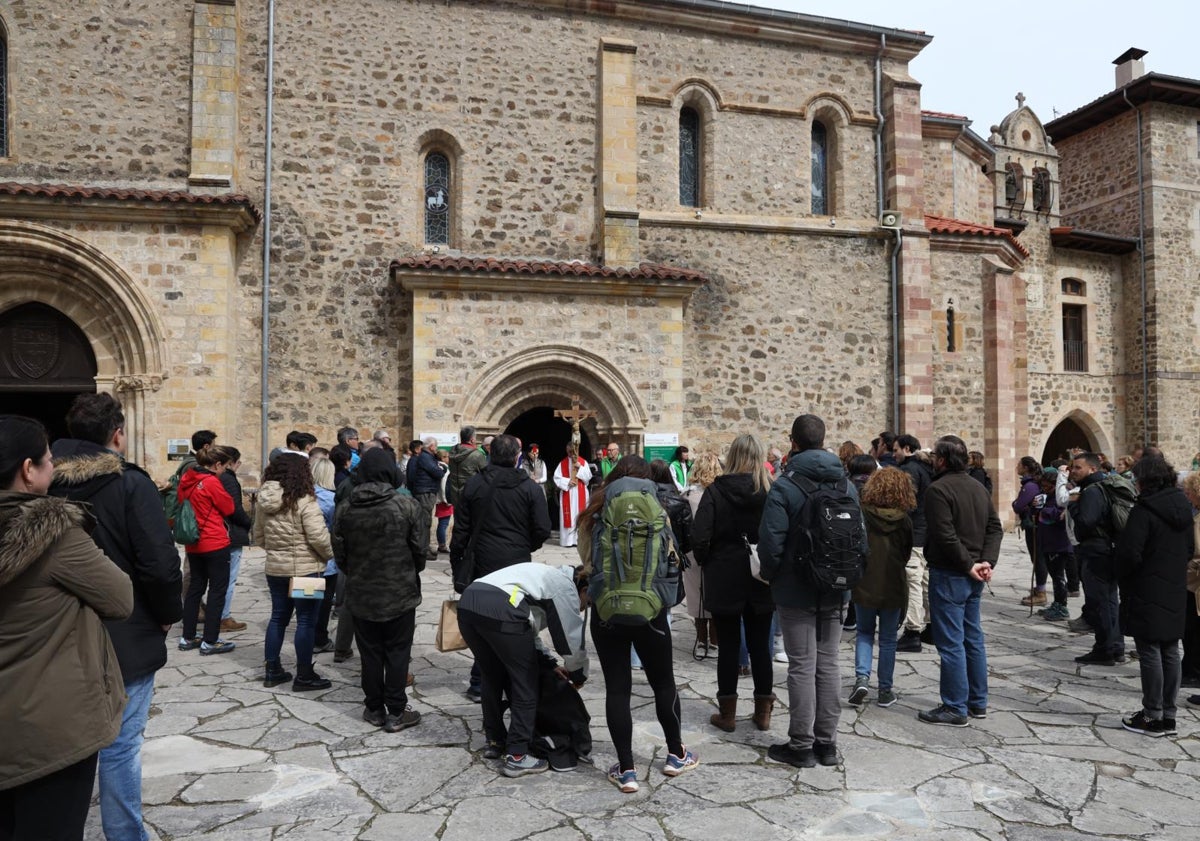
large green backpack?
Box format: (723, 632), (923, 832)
(1096, 472), (1137, 540)
(161, 456), (194, 532)
(589, 477), (679, 626)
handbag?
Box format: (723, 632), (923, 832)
(743, 533), (769, 583)
(436, 599), (468, 652)
(289, 576), (326, 600)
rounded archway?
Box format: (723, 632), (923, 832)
(0, 302), (98, 441)
(0, 219), (168, 461)
(1040, 410), (1108, 464)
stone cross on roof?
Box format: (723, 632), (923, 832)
(1016, 92), (1026, 108)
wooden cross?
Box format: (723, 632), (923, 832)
(555, 394), (598, 451)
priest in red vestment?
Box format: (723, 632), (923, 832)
(553, 445), (593, 547)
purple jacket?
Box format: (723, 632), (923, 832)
(1037, 500), (1073, 554)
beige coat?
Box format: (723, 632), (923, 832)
(1187, 511), (1200, 613)
(252, 482), (333, 578)
(0, 492), (133, 790)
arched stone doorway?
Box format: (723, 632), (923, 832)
(0, 220), (167, 462)
(1040, 410), (1107, 465)
(0, 302), (97, 441)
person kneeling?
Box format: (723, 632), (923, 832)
(458, 563), (589, 778)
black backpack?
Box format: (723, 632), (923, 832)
(786, 474), (866, 595)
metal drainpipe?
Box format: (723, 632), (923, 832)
(260, 0), (277, 470)
(874, 34), (901, 431)
(1123, 89), (1149, 442)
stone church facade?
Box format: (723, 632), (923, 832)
(1, 1), (1197, 513)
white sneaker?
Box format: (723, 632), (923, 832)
(774, 650), (789, 663)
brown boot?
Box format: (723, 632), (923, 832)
(710, 694), (737, 732)
(752, 693), (777, 731)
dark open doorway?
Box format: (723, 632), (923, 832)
(504, 406), (594, 532)
(0, 302), (98, 441)
(1041, 416), (1096, 465)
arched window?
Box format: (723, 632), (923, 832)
(679, 107), (701, 207)
(424, 151), (451, 245)
(1004, 162), (1025, 209)
(1032, 167), (1052, 213)
(0, 24), (8, 157)
(811, 121), (829, 215)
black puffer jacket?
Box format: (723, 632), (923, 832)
(219, 470), (252, 548)
(48, 439), (183, 682)
(692, 473), (772, 615)
(1116, 485), (1196, 641)
(332, 481), (425, 623)
(898, 455), (934, 544)
(450, 465), (551, 592)
(655, 481), (693, 555)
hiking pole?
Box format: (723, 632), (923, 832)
(1028, 523), (1037, 618)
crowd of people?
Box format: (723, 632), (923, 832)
(2, 399), (1198, 838)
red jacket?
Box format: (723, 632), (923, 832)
(177, 467), (234, 554)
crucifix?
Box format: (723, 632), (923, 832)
(555, 394), (597, 454)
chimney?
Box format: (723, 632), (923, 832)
(1114, 48), (1148, 88)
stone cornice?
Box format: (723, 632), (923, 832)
(929, 231), (1026, 270)
(639, 210), (897, 238)
(394, 266), (704, 300)
(534, 0), (930, 58)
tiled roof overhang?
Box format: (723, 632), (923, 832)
(925, 214), (1030, 264)
(390, 255), (707, 300)
(0, 182), (261, 231)
(1050, 227), (1138, 255)
(1045, 73), (1200, 142)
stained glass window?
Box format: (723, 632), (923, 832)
(424, 152), (450, 245)
(811, 121), (828, 215)
(679, 107), (700, 207)
(0, 34), (8, 157)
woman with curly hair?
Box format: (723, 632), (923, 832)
(838, 441), (863, 472)
(848, 467), (915, 708)
(253, 454), (334, 692)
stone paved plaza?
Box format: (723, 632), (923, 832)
(86, 534), (1200, 840)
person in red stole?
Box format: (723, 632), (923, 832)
(553, 444), (593, 547)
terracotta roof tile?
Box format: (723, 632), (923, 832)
(0, 181), (261, 221)
(924, 214), (1030, 258)
(389, 255), (706, 283)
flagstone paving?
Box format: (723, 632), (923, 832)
(83, 534), (1200, 839)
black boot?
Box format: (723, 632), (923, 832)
(293, 664), (332, 692)
(263, 660), (292, 688)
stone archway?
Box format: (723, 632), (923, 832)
(0, 219), (168, 462)
(460, 344), (647, 445)
(1039, 409), (1110, 465)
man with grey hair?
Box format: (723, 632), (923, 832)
(332, 426), (362, 472)
(919, 434), (1003, 727)
(407, 435), (447, 559)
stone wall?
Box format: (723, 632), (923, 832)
(1054, 110), (1141, 236)
(927, 248), (986, 445)
(922, 136), (992, 226)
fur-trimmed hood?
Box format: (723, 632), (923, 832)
(50, 447), (124, 486)
(0, 492), (95, 589)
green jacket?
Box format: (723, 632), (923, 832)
(332, 482), (425, 622)
(852, 506), (912, 610)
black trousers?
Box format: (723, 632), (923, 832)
(1182, 592), (1200, 680)
(713, 608), (774, 697)
(354, 610), (416, 715)
(1043, 551), (1070, 604)
(591, 608), (684, 772)
(182, 547), (231, 644)
(315, 572), (338, 647)
(458, 609), (540, 756)
(0, 752), (98, 841)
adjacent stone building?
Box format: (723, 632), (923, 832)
(1, 1), (1197, 514)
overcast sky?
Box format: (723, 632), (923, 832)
(759, 0), (1192, 130)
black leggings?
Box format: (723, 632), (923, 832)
(0, 752), (97, 841)
(713, 609), (774, 696)
(591, 609), (683, 771)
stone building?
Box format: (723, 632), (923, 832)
(0, 1), (1197, 514)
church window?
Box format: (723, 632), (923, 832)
(0, 27), (8, 157)
(423, 151), (451, 245)
(1061, 278), (1085, 297)
(679, 107), (701, 207)
(1062, 303), (1088, 372)
(946, 299), (956, 353)
(811, 121), (829, 215)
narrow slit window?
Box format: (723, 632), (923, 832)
(424, 152), (451, 245)
(679, 107), (701, 207)
(811, 121), (828, 215)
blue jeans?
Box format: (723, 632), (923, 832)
(223, 548), (243, 619)
(928, 567), (987, 716)
(99, 671), (156, 841)
(265, 574), (320, 668)
(854, 605), (901, 691)
(436, 516), (450, 547)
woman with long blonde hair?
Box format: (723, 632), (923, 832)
(683, 453), (722, 656)
(692, 434), (775, 732)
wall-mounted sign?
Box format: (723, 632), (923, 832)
(166, 439), (191, 461)
(418, 431), (459, 451)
